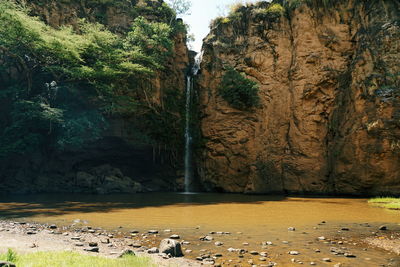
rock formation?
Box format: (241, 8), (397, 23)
(197, 0), (400, 195)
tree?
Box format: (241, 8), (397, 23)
(166, 0), (191, 17)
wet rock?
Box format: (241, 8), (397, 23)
(170, 234), (180, 239)
(200, 236), (213, 241)
(130, 242), (142, 248)
(379, 225), (387, 231)
(0, 261), (16, 267)
(147, 247), (159, 254)
(88, 242), (98, 247)
(84, 247), (99, 252)
(215, 241), (224, 246)
(289, 251), (300, 255)
(159, 238), (183, 257)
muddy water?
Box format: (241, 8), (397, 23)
(1, 193), (400, 266)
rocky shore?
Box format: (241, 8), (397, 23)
(0, 220), (200, 267)
(1, 219), (400, 266)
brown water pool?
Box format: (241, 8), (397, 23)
(1, 193), (399, 266)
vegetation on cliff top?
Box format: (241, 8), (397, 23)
(0, 0), (185, 158)
(218, 67), (260, 110)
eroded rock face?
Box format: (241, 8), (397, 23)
(197, 0), (400, 195)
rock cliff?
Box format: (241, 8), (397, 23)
(197, 0), (400, 195)
(0, 0), (190, 193)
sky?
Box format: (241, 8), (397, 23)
(180, 0), (255, 52)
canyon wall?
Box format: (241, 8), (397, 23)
(197, 0), (400, 195)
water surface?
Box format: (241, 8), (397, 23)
(1, 193), (399, 266)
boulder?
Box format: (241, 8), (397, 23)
(159, 238), (183, 257)
(0, 261), (16, 267)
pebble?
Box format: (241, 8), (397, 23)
(250, 251), (259, 255)
(185, 250), (192, 253)
(315, 249), (321, 253)
(317, 236), (326, 241)
(214, 253), (223, 257)
(71, 236), (81, 240)
(242, 242), (249, 246)
(344, 253), (356, 258)
(379, 225), (387, 231)
(147, 247), (159, 254)
(170, 234), (180, 239)
(88, 242), (98, 247)
(182, 241), (190, 245)
(260, 252), (268, 257)
(282, 241), (289, 244)
(310, 262), (316, 265)
(130, 243), (142, 248)
(100, 238), (109, 244)
(200, 236), (213, 241)
(289, 251), (300, 255)
(49, 224), (57, 229)
(130, 230), (139, 234)
(288, 227), (296, 231)
(148, 230), (158, 234)
(215, 241), (224, 246)
(164, 229), (171, 232)
(322, 258), (331, 262)
(259, 257), (267, 261)
(341, 228), (350, 231)
(84, 247), (99, 252)
(75, 242), (84, 247)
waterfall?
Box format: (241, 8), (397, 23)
(184, 52), (203, 193)
(184, 75), (193, 193)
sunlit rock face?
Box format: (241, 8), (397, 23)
(197, 0), (400, 195)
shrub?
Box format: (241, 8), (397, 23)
(218, 67), (260, 110)
(266, 3), (285, 15)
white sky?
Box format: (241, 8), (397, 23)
(181, 0), (257, 52)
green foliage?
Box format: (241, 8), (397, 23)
(369, 198), (400, 210)
(266, 3), (285, 15)
(218, 67), (260, 110)
(0, 250), (155, 267)
(6, 249), (17, 263)
(0, 0), (179, 158)
(166, 0), (191, 16)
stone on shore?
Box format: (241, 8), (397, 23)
(0, 261), (16, 267)
(159, 238), (183, 257)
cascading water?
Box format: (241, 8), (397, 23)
(184, 52), (202, 193)
(184, 75), (193, 193)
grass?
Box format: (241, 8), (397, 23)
(0, 250), (155, 267)
(368, 197), (400, 210)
